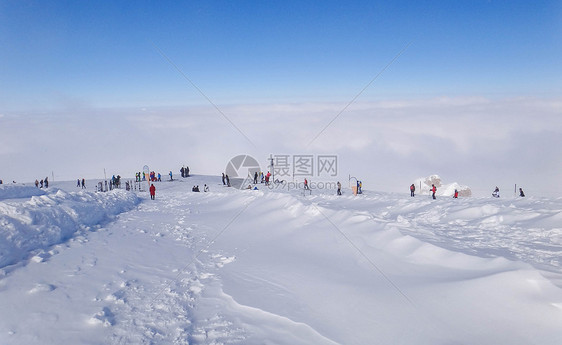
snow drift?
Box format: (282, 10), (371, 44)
(0, 186), (140, 268)
(414, 174), (472, 197)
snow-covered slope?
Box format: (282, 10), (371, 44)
(0, 177), (561, 344)
(0, 185), (140, 268)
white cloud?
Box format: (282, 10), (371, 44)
(1, 96), (560, 196)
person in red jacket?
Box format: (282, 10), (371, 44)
(431, 184), (436, 199)
(149, 184), (156, 200)
(453, 189), (458, 198)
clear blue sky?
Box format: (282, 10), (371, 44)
(1, 0), (560, 111)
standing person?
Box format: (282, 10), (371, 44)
(185, 166), (190, 177)
(35, 180), (39, 188)
(431, 184), (437, 199)
(77, 179), (81, 187)
(222, 173), (226, 186)
(519, 188), (525, 197)
(180, 167), (185, 178)
(82, 178), (86, 189)
(44, 177), (48, 188)
(254, 171), (258, 184)
(157, 173), (161, 182)
(304, 178), (309, 190)
(226, 174), (230, 187)
(149, 183), (156, 200)
(453, 189), (459, 198)
(410, 184), (415, 197)
(169, 171), (173, 181)
(40, 179), (44, 188)
(337, 181), (342, 195)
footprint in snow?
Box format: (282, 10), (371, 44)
(89, 307), (115, 327)
(28, 283), (56, 294)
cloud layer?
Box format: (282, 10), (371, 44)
(1, 97), (560, 196)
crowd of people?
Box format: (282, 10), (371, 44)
(408, 184), (525, 200)
(180, 166), (190, 178)
(77, 178), (86, 189)
(147, 174), (528, 202)
(3, 165), (528, 202)
(191, 184), (210, 193)
(34, 177), (49, 188)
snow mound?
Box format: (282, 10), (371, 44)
(0, 187), (140, 268)
(0, 184), (46, 200)
(414, 174), (472, 197)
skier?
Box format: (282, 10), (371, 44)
(222, 173), (226, 186)
(149, 183), (156, 200)
(337, 181), (342, 196)
(431, 184), (436, 199)
(492, 186), (500, 198)
(453, 189), (459, 198)
(410, 184), (415, 197)
(519, 188), (525, 197)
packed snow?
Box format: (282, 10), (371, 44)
(0, 177), (561, 344)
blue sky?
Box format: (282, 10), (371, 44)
(1, 1), (560, 110)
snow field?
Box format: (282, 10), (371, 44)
(0, 177), (561, 344)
